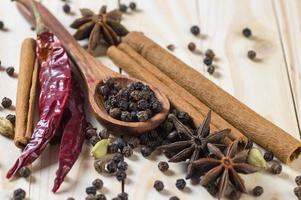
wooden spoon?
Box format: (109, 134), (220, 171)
(16, 0), (170, 135)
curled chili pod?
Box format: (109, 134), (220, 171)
(52, 77), (87, 193)
(7, 1), (72, 178)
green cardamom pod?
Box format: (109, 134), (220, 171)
(0, 117), (14, 138)
(247, 148), (267, 168)
(91, 139), (109, 159)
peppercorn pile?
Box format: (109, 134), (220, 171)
(98, 78), (163, 122)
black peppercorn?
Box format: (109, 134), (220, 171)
(18, 166), (31, 178)
(203, 57), (212, 66)
(119, 4), (128, 12)
(112, 152), (124, 163)
(6, 114), (16, 125)
(13, 188), (26, 200)
(118, 192), (128, 200)
(109, 108), (121, 119)
(63, 4), (71, 13)
(141, 146), (152, 157)
(117, 161), (128, 171)
(120, 111), (132, 122)
(128, 102), (137, 111)
(151, 101), (162, 113)
(190, 25), (200, 35)
(188, 42), (196, 52)
(122, 146), (133, 157)
(115, 138), (126, 151)
(86, 127), (97, 139)
(89, 136), (101, 146)
(6, 66), (14, 76)
(228, 190), (241, 200)
(106, 161), (117, 173)
(112, 197), (121, 200)
(129, 2), (137, 10)
(167, 44), (175, 51)
(294, 186), (301, 199)
(94, 159), (106, 174)
(158, 161), (169, 172)
(116, 170), (127, 181)
(263, 151), (274, 162)
(118, 100), (129, 111)
(205, 49), (215, 59)
(177, 111), (190, 123)
(137, 111), (149, 122)
(245, 140), (253, 149)
(175, 179), (186, 190)
(247, 50), (256, 60)
(107, 143), (119, 154)
(270, 161), (282, 174)
(207, 65), (215, 75)
(0, 21), (4, 30)
(92, 178), (103, 190)
(86, 186), (97, 195)
(252, 186), (264, 196)
(95, 194), (106, 200)
(169, 196), (180, 200)
(242, 28), (252, 38)
(99, 85), (110, 96)
(296, 176), (301, 186)
(67, 197), (75, 200)
(1, 97), (12, 108)
(126, 137), (140, 148)
(137, 99), (149, 110)
(99, 129), (110, 139)
(153, 180), (164, 191)
(167, 131), (179, 142)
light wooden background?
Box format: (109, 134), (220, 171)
(1, 0), (301, 199)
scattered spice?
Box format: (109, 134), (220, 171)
(129, 2), (137, 10)
(90, 136), (101, 146)
(6, 114), (16, 126)
(86, 186), (97, 195)
(175, 179), (186, 190)
(228, 190), (241, 200)
(92, 178), (103, 190)
(193, 141), (258, 199)
(1, 97), (12, 108)
(247, 50), (256, 60)
(106, 160), (118, 173)
(116, 170), (127, 181)
(0, 117), (14, 138)
(190, 25), (200, 35)
(207, 65), (215, 75)
(203, 57), (212, 66)
(158, 111), (229, 178)
(167, 44), (175, 51)
(296, 176), (301, 186)
(18, 166), (31, 178)
(158, 161), (169, 172)
(107, 143), (119, 154)
(252, 186), (264, 196)
(86, 194), (96, 200)
(118, 192), (128, 200)
(247, 148), (267, 168)
(263, 151), (274, 162)
(122, 146), (133, 157)
(90, 139), (109, 159)
(13, 188), (26, 200)
(270, 161), (282, 174)
(70, 6), (128, 49)
(0, 21), (4, 30)
(153, 180), (164, 191)
(67, 198), (75, 200)
(294, 186), (301, 199)
(95, 194), (106, 200)
(126, 137), (140, 148)
(119, 4), (128, 12)
(242, 28), (252, 38)
(99, 128), (110, 139)
(94, 159), (106, 174)
(169, 196), (180, 200)
(117, 161), (128, 171)
(86, 127), (97, 139)
(63, 4), (71, 14)
(113, 152), (124, 163)
(187, 42), (196, 52)
(141, 145), (152, 157)
(6, 67), (15, 76)
(205, 49), (215, 59)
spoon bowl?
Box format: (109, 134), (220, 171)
(17, 0), (170, 134)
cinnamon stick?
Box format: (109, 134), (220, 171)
(123, 31), (301, 164)
(107, 45), (246, 144)
(15, 38), (37, 148)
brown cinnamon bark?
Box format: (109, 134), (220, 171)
(122, 31), (301, 164)
(107, 45), (246, 144)
(15, 38), (37, 148)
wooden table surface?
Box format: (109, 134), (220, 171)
(1, 0), (301, 199)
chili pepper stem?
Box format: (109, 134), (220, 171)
(30, 0), (47, 34)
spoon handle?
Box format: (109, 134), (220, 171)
(17, 0), (117, 85)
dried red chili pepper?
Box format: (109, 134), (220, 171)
(52, 77), (87, 193)
(7, 2), (71, 178)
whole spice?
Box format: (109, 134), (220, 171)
(203, 57), (212, 66)
(99, 128), (110, 139)
(118, 192), (128, 200)
(153, 180), (164, 191)
(119, 4), (128, 12)
(205, 49), (215, 59)
(247, 148), (267, 168)
(158, 161), (169, 172)
(7, 2), (72, 179)
(247, 50), (256, 60)
(169, 196), (180, 200)
(141, 145), (152, 157)
(122, 146), (133, 157)
(6, 114), (16, 126)
(52, 78), (87, 193)
(126, 137), (140, 148)
(70, 6), (128, 49)
(175, 179), (186, 190)
(90, 139), (110, 159)
(18, 166), (31, 178)
(252, 186), (264, 196)
(107, 143), (119, 154)
(6, 67), (15, 76)
(86, 195), (96, 200)
(92, 178), (104, 190)
(116, 170), (127, 181)
(193, 141), (258, 199)
(86, 127), (97, 139)
(95, 194), (106, 200)
(90, 136), (101, 146)
(13, 188), (26, 200)
(296, 176), (301, 186)
(242, 28), (252, 38)
(294, 186), (301, 199)
(129, 2), (137, 10)
(207, 65), (215, 75)
(86, 186), (97, 195)
(206, 183), (218, 197)
(1, 97), (12, 108)
(106, 160), (117, 173)
(67, 198), (75, 200)
(167, 44), (175, 51)
(228, 190), (241, 200)
(117, 161), (128, 171)
(263, 151), (274, 162)
(0, 21), (4, 30)
(63, 4), (71, 14)
(187, 42), (196, 52)
(158, 111), (230, 178)
(113, 152), (124, 163)
(0, 117), (14, 138)
(245, 140), (253, 149)
(270, 161), (282, 174)
(190, 25), (200, 35)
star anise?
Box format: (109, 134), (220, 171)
(193, 141), (258, 199)
(158, 111), (230, 179)
(70, 6), (128, 50)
